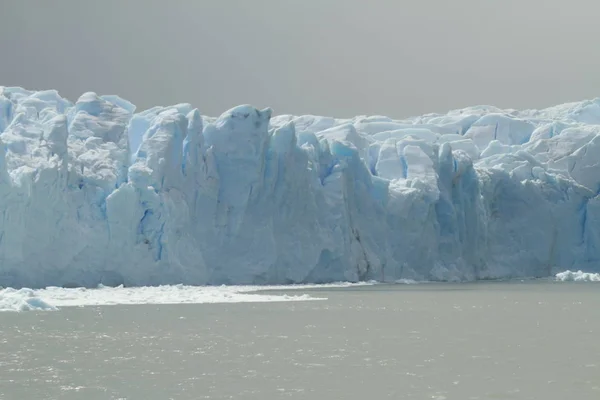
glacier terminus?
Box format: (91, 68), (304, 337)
(1, 86), (600, 288)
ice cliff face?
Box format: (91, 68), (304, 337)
(1, 86), (600, 288)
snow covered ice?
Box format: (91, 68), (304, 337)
(1, 86), (600, 288)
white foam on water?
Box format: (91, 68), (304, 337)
(555, 270), (600, 282)
(0, 282), (373, 312)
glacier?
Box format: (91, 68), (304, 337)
(1, 86), (600, 288)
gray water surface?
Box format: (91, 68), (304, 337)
(1, 281), (598, 399)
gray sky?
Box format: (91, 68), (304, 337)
(2, 0), (599, 118)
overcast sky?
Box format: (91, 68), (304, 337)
(2, 0), (599, 118)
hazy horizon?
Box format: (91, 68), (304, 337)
(2, 0), (600, 118)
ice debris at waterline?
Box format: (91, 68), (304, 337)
(1, 86), (600, 288)
(0, 283), (365, 312)
(0, 288), (57, 312)
(555, 270), (600, 282)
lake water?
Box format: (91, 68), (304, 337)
(0, 281), (598, 399)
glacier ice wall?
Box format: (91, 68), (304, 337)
(1, 86), (600, 288)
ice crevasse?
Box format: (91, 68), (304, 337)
(1, 86), (600, 288)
